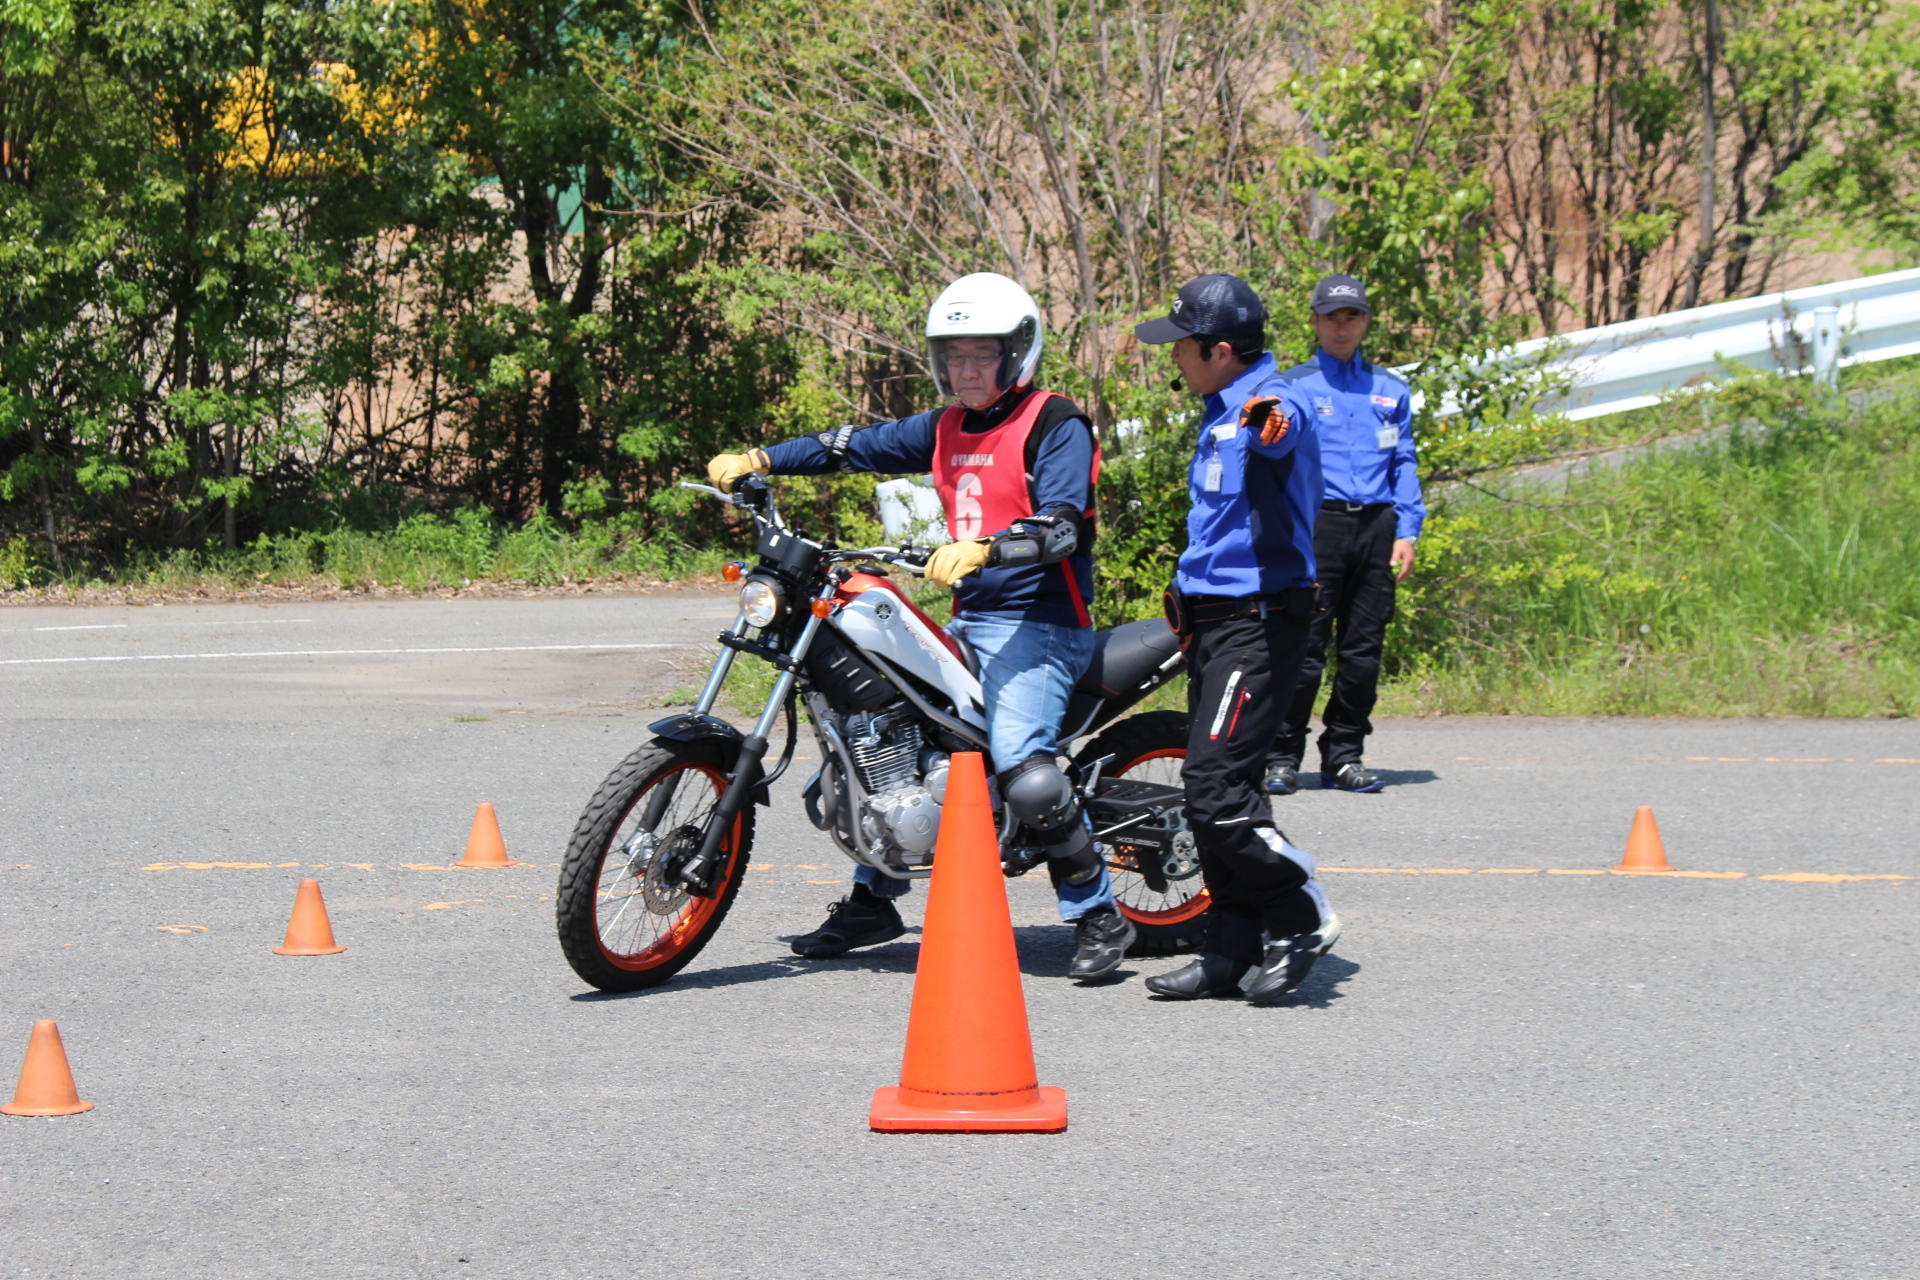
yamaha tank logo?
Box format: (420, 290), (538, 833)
(874, 601), (894, 621)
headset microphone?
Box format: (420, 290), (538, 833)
(1169, 376), (1184, 392)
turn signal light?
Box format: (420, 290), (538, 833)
(721, 560), (745, 583)
(811, 599), (835, 619)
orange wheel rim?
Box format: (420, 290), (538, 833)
(1106, 746), (1209, 926)
(596, 762), (742, 971)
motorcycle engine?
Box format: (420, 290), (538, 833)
(845, 711), (947, 869)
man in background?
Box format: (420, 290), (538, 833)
(1266, 274), (1425, 796)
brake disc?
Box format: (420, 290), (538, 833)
(639, 824), (702, 915)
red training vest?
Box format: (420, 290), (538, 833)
(931, 390), (1101, 625)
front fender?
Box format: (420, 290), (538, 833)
(648, 712), (744, 746)
(645, 713), (771, 807)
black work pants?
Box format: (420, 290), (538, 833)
(1182, 598), (1325, 938)
(1274, 504), (1397, 770)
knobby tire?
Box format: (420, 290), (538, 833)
(555, 740), (754, 992)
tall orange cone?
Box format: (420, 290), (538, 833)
(1614, 805), (1675, 872)
(2, 1020), (93, 1117)
(870, 751), (1067, 1133)
(273, 878), (346, 955)
(454, 802), (520, 867)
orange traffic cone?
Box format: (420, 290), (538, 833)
(2, 1020), (93, 1117)
(870, 751), (1067, 1133)
(1614, 805), (1675, 872)
(273, 878), (346, 955)
(454, 802), (520, 868)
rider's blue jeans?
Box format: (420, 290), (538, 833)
(855, 613), (1117, 921)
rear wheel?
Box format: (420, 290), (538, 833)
(555, 740), (754, 992)
(1074, 710), (1209, 957)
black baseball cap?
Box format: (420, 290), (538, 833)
(1310, 273), (1372, 315)
(1134, 273), (1267, 344)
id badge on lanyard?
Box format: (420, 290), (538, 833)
(1204, 422), (1233, 492)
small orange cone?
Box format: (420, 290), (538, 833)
(2, 1020), (93, 1117)
(454, 802), (520, 868)
(273, 878), (346, 955)
(870, 751), (1067, 1133)
(1615, 805), (1676, 873)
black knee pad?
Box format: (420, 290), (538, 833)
(1000, 756), (1096, 878)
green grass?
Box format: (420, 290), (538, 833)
(4, 508), (733, 595)
(1379, 369), (1920, 717)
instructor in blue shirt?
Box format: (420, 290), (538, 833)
(1266, 274), (1426, 796)
(1132, 273), (1341, 1005)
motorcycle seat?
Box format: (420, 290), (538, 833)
(1075, 618), (1181, 699)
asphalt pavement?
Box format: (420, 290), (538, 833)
(2, 594), (1914, 1279)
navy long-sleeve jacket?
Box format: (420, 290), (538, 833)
(762, 389), (1098, 627)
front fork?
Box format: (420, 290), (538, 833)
(675, 588), (835, 896)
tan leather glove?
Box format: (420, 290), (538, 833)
(924, 538), (992, 589)
(706, 448), (770, 492)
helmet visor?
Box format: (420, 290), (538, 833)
(929, 335), (1012, 398)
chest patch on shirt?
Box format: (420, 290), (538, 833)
(1371, 394), (1396, 409)
(1313, 396), (1335, 417)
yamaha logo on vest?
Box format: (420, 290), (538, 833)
(950, 453), (995, 467)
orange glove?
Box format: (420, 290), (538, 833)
(1240, 396), (1293, 446)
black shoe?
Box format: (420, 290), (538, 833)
(1144, 952), (1253, 1000)
(790, 894), (906, 958)
(1323, 762), (1385, 793)
(1264, 761), (1299, 795)
(1243, 914), (1343, 1004)
(1068, 908), (1136, 980)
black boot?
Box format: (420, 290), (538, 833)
(1144, 912), (1262, 1000)
(790, 884), (906, 958)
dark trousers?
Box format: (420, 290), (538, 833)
(1274, 504), (1397, 770)
(1182, 599), (1325, 938)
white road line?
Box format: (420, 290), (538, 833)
(189, 617), (316, 626)
(30, 624), (130, 632)
(0, 643), (683, 667)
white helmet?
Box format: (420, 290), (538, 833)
(925, 272), (1043, 400)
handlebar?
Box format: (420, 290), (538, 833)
(679, 475), (931, 575)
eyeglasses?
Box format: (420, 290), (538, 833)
(943, 352), (1004, 371)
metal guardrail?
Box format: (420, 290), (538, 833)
(1419, 265), (1920, 421)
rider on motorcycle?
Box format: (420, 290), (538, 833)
(706, 271), (1137, 980)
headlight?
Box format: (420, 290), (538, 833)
(738, 577), (785, 628)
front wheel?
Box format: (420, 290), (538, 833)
(1074, 709), (1209, 957)
(556, 739), (754, 992)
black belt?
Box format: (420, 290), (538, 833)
(1183, 588), (1316, 625)
(1322, 500), (1390, 515)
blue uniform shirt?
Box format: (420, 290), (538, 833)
(1283, 350), (1425, 541)
(762, 393), (1098, 627)
(1176, 352), (1321, 597)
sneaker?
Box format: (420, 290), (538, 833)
(789, 894), (906, 958)
(1243, 914), (1342, 1005)
(1067, 908), (1136, 980)
(1264, 761), (1299, 795)
(1323, 762), (1385, 793)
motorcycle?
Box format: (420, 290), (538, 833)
(555, 474), (1208, 992)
